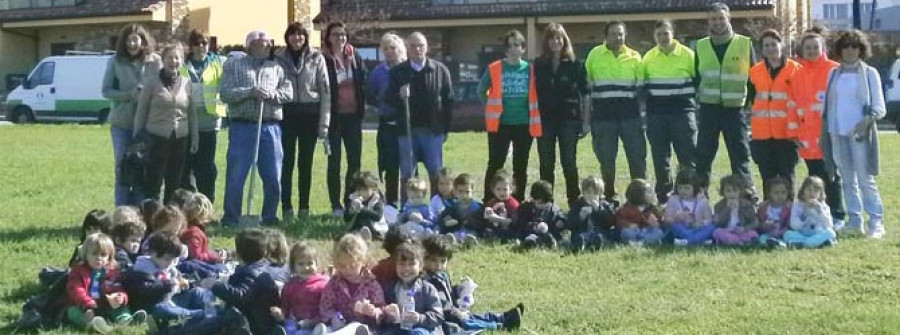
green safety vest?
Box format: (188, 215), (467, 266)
(696, 35), (751, 107)
(179, 55), (225, 117)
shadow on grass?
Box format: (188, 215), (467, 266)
(0, 225), (79, 244)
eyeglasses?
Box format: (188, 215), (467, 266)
(192, 41), (209, 46)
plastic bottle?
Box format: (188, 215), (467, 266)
(284, 316), (297, 335)
(400, 289), (417, 330)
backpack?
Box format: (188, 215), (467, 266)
(14, 268), (69, 332)
(118, 133), (151, 188)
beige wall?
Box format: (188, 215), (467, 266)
(204, 0), (289, 47)
(447, 25), (525, 64)
(0, 30), (38, 90)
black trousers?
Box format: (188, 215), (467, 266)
(805, 159), (847, 220)
(695, 104), (753, 189)
(181, 130), (218, 203)
(377, 119), (400, 206)
(145, 132), (189, 204)
(280, 104), (321, 212)
(327, 113), (363, 210)
(484, 124), (533, 201)
(646, 112), (697, 200)
(536, 117), (581, 204)
(750, 139), (799, 196)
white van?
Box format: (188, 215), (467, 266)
(886, 58), (900, 123)
(5, 55), (112, 123)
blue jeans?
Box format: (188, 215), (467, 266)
(111, 126), (142, 206)
(153, 287), (214, 320)
(671, 222), (716, 244)
(620, 226), (664, 244)
(831, 135), (884, 231)
(783, 229), (836, 248)
(223, 121), (283, 224)
(398, 127), (445, 203)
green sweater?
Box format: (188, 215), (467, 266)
(478, 60), (530, 125)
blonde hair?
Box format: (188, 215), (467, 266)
(183, 193), (214, 226)
(112, 206), (142, 227)
(581, 176), (604, 195)
(406, 178), (428, 194)
(797, 176), (826, 202)
(81, 233), (116, 267)
(265, 228), (289, 265)
(332, 233), (368, 266)
(289, 242), (318, 274)
(150, 205), (187, 235)
(380, 32), (407, 59)
(161, 42), (185, 59)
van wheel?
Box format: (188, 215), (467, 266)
(11, 106), (33, 124)
(98, 108), (110, 124)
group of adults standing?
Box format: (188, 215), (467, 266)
(103, 2), (887, 237)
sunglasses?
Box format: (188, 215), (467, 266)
(192, 41), (209, 46)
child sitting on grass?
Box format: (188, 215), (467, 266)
(430, 167), (456, 216)
(421, 236), (522, 334)
(379, 241), (444, 335)
(480, 170), (518, 242)
(784, 176), (836, 248)
(712, 175), (759, 246)
(69, 209), (113, 267)
(398, 178), (438, 239)
(271, 242), (330, 334)
(515, 180), (565, 249)
(319, 234), (386, 334)
(438, 173), (483, 246)
(372, 227), (415, 285)
(345, 171), (388, 241)
(667, 169), (715, 246)
(111, 220), (146, 270)
(567, 176), (617, 252)
(264, 228), (292, 285)
(66, 233), (145, 334)
(180, 193), (227, 279)
(756, 177), (793, 248)
(616, 179), (664, 246)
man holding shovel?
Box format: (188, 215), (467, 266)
(221, 31), (293, 227)
(386, 32), (455, 204)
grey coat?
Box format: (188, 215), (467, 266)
(102, 54), (162, 129)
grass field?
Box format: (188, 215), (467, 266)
(1, 124), (899, 334)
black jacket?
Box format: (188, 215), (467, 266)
(533, 57), (589, 122)
(514, 201), (566, 238)
(386, 58), (455, 135)
(114, 246), (138, 270)
(211, 260), (280, 335)
(323, 50), (367, 134)
(567, 198), (617, 234)
(121, 268), (176, 312)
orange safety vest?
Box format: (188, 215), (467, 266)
(791, 55), (839, 160)
(484, 60), (542, 137)
(749, 59), (801, 140)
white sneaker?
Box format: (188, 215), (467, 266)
(628, 240), (644, 247)
(703, 239), (714, 246)
(833, 219), (846, 232)
(353, 324), (370, 335)
(674, 238), (688, 247)
(359, 227), (373, 241)
(443, 233), (458, 245)
(311, 323), (328, 335)
(463, 234), (479, 246)
(867, 226), (885, 239)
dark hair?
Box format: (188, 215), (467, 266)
(709, 2), (731, 13)
(759, 29), (782, 43)
(167, 189), (194, 209)
(147, 231), (183, 258)
(540, 22), (576, 61)
(490, 169), (513, 189)
(324, 22), (347, 49)
(264, 228), (289, 265)
(188, 29), (209, 47)
(140, 199), (162, 231)
(111, 220), (146, 243)
(284, 21), (310, 52)
(718, 175), (748, 198)
(800, 32), (826, 51)
(654, 19), (674, 31)
(624, 179), (652, 206)
(150, 205), (187, 235)
(81, 209), (112, 241)
(505, 30), (526, 50)
(393, 241), (424, 263)
(674, 168), (702, 196)
(115, 23), (155, 61)
(235, 228), (269, 263)
(805, 25), (828, 36)
(437, 167), (454, 181)
(422, 235), (454, 260)
(288, 242), (317, 273)
(352, 171), (381, 191)
(834, 29), (871, 60)
(765, 176), (794, 202)
(605, 20), (626, 36)
(529, 180), (554, 202)
(453, 173), (475, 188)
(383, 226), (415, 255)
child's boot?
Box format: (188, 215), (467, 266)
(87, 316), (113, 334)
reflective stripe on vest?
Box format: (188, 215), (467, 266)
(696, 36), (752, 107)
(484, 61), (543, 137)
(179, 58), (225, 117)
(643, 42), (697, 99)
(748, 59), (800, 140)
(585, 44), (642, 102)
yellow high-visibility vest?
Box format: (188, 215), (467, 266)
(696, 35), (752, 107)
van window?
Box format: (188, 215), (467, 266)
(32, 61), (55, 86)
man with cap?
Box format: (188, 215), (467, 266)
(220, 30), (293, 226)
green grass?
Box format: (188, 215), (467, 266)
(1, 124), (899, 334)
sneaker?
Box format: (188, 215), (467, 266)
(113, 313), (132, 325)
(628, 240), (644, 247)
(463, 234), (479, 246)
(832, 219), (846, 232)
(703, 239), (713, 246)
(130, 309), (147, 325)
(311, 323), (328, 335)
(359, 226), (373, 241)
(766, 238), (786, 249)
(443, 232), (458, 245)
(674, 238), (689, 247)
(821, 239), (837, 248)
(332, 208), (345, 218)
(87, 316), (113, 334)
(352, 324), (370, 335)
(867, 226), (885, 239)
(547, 235), (558, 249)
(502, 304), (522, 330)
(282, 208), (295, 222)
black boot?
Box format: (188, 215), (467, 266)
(502, 305), (522, 330)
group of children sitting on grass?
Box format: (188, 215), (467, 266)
(345, 167), (837, 252)
(53, 188), (524, 335)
